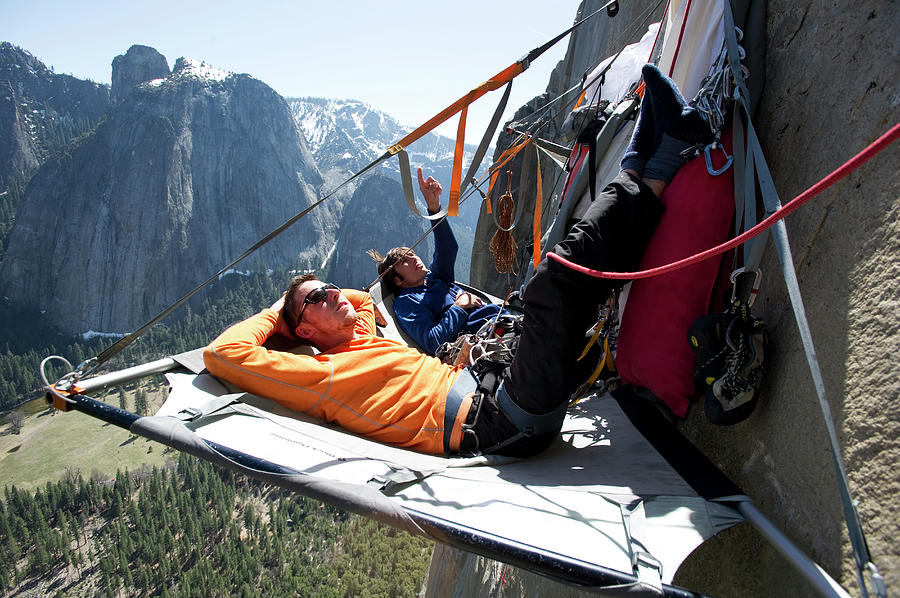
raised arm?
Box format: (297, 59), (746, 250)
(418, 168), (458, 282)
(202, 289), (374, 407)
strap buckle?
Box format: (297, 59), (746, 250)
(863, 562), (887, 598)
(632, 549), (663, 574)
(631, 549), (663, 589)
(730, 267), (762, 307)
(176, 407), (202, 421)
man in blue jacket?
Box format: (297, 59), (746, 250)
(371, 168), (505, 355)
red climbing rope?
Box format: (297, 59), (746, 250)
(548, 122), (900, 280)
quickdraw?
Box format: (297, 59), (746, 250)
(435, 313), (523, 368)
(689, 30), (747, 176)
(570, 289), (621, 403)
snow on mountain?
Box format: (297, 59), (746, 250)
(291, 97), (407, 158)
(287, 96), (490, 229)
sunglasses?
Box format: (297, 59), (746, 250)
(295, 283), (340, 328)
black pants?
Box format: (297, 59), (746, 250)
(472, 172), (664, 457)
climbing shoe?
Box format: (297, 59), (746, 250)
(689, 301), (767, 425)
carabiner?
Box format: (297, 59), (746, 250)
(705, 141), (733, 176)
(730, 267), (763, 307)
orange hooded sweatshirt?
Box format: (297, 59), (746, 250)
(203, 289), (472, 454)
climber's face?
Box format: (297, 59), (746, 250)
(393, 252), (427, 288)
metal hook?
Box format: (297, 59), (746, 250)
(730, 267), (763, 307)
(704, 142), (733, 176)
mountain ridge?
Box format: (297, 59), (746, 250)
(0, 46), (328, 334)
(0, 44), (486, 335)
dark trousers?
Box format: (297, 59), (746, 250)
(472, 172), (664, 457)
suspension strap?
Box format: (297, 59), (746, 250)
(439, 80), (514, 218)
(398, 150), (446, 221)
(388, 0), (615, 208)
(447, 102), (470, 216)
(621, 501), (664, 591)
(532, 145), (543, 269)
(461, 81), (514, 201)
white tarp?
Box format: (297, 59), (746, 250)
(152, 369), (743, 592)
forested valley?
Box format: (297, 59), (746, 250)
(0, 453), (433, 597)
(0, 270), (437, 596)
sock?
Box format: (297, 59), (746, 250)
(620, 97), (654, 175)
(643, 134), (695, 183)
(642, 64), (712, 144)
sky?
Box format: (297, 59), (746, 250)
(2, 0), (584, 138)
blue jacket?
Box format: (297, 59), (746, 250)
(393, 218), (503, 355)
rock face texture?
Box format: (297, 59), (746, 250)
(0, 42), (109, 185)
(325, 174), (433, 290)
(111, 45), (170, 104)
(461, 0), (898, 597)
(0, 53), (327, 334)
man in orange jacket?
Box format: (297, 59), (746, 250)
(205, 65), (711, 457)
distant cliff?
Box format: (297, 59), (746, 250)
(0, 42), (110, 185)
(325, 174), (434, 290)
(0, 48), (327, 334)
(0, 43), (489, 336)
(289, 97), (485, 238)
(0, 42), (110, 254)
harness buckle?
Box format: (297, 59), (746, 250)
(176, 407), (202, 421)
(704, 141), (733, 176)
(632, 549), (663, 575)
(730, 267), (762, 307)
(864, 561), (887, 598)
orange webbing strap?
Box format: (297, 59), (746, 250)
(486, 136), (534, 214)
(573, 89), (588, 111)
(448, 102), (471, 216)
(389, 62), (524, 156)
(532, 145), (543, 269)
(386, 63), (524, 217)
(635, 80), (646, 98)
